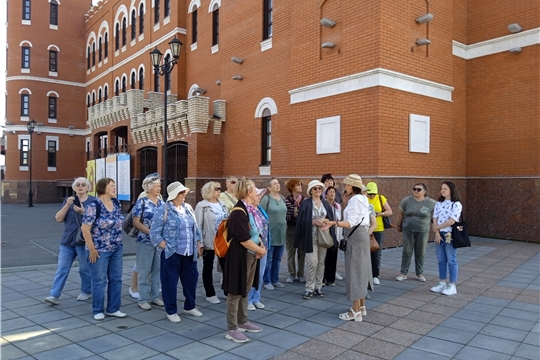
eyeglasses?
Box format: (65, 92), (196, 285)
(149, 177), (159, 182)
(367, 193), (376, 196)
(214, 187), (221, 191)
(312, 186), (323, 191)
(229, 180), (236, 184)
(412, 187), (424, 192)
(75, 183), (87, 187)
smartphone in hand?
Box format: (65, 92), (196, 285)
(73, 195), (81, 208)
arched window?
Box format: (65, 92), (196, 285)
(92, 42), (96, 67)
(139, 67), (144, 90)
(212, 3), (219, 46)
(154, 0), (160, 24)
(164, 54), (171, 92)
(104, 32), (109, 58)
(98, 88), (102, 103)
(115, 80), (119, 96)
(192, 9), (198, 44)
(98, 37), (102, 62)
(122, 76), (127, 93)
(104, 85), (109, 100)
(92, 92), (96, 106)
(131, 10), (136, 40)
(122, 17), (127, 47)
(50, 0), (59, 26)
(87, 94), (91, 108)
(87, 46), (91, 69)
(139, 4), (144, 35)
(261, 109), (271, 165)
(164, 0), (170, 18)
(131, 72), (136, 89)
(115, 23), (120, 50)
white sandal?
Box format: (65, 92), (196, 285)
(339, 307), (362, 321)
(360, 306), (367, 316)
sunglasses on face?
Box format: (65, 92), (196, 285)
(149, 177), (159, 182)
(367, 193), (376, 196)
(75, 183), (87, 187)
(413, 187), (424, 192)
(214, 187), (221, 191)
(312, 186), (323, 191)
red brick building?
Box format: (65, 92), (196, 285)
(4, 1), (539, 243)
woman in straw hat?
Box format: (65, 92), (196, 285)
(150, 181), (203, 323)
(328, 174), (372, 321)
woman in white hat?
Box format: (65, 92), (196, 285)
(328, 174), (372, 321)
(294, 180), (337, 300)
(150, 181), (203, 323)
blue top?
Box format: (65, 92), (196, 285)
(82, 198), (124, 252)
(247, 212), (261, 255)
(132, 197), (165, 244)
(174, 205), (196, 256)
(60, 195), (96, 247)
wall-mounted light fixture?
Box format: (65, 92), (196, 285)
(320, 18), (336, 28)
(231, 57), (244, 64)
(216, 80), (221, 86)
(321, 42), (335, 48)
(232, 75), (243, 80)
(68, 125), (75, 129)
(193, 87), (206, 95)
(416, 13), (433, 24)
(509, 47), (522, 54)
(508, 23), (522, 33)
(416, 38), (431, 45)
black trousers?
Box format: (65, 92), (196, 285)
(202, 250), (216, 297)
(323, 247), (338, 283)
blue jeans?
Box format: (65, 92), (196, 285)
(50, 245), (91, 298)
(90, 247), (123, 315)
(263, 245), (285, 284)
(161, 252), (198, 315)
(136, 242), (161, 303)
(248, 254), (267, 305)
(435, 232), (458, 283)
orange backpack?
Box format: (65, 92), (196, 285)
(214, 207), (246, 258)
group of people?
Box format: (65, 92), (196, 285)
(43, 172), (464, 343)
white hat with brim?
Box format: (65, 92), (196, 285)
(167, 181), (190, 201)
(306, 180), (325, 196)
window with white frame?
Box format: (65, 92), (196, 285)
(21, 47), (30, 69)
(409, 114), (430, 153)
(316, 116), (341, 154)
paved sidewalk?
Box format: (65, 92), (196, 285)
(2, 237), (539, 359)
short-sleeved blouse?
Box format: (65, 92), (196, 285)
(343, 195), (370, 227)
(433, 200), (462, 232)
(83, 199), (124, 252)
(132, 197), (165, 244)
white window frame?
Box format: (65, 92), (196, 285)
(409, 114), (430, 153)
(316, 116), (341, 154)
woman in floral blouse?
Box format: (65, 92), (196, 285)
(81, 178), (126, 321)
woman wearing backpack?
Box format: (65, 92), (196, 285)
(195, 181), (228, 305)
(131, 174), (165, 310)
(81, 178), (126, 321)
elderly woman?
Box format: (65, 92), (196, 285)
(260, 178), (287, 290)
(81, 178), (126, 320)
(150, 182), (203, 323)
(328, 174), (372, 321)
(248, 187), (269, 310)
(395, 183), (436, 282)
(365, 182), (393, 285)
(284, 179), (305, 283)
(220, 176), (239, 213)
(295, 180), (336, 300)
(431, 181), (463, 296)
(44, 177), (95, 305)
(195, 181), (228, 304)
(321, 174), (343, 204)
(131, 173), (165, 310)
(323, 186), (341, 287)
(223, 178), (267, 343)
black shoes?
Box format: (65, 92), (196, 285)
(314, 289), (325, 297)
(302, 291), (313, 299)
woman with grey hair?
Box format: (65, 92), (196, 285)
(44, 177), (95, 305)
(132, 173), (165, 310)
(195, 181), (228, 304)
(220, 176), (238, 213)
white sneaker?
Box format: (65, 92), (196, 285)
(138, 302), (151, 310)
(272, 282), (285, 288)
(77, 293), (92, 301)
(286, 276), (295, 283)
(442, 283), (457, 296)
(430, 281), (447, 293)
(44, 296), (59, 305)
(297, 276), (306, 283)
(247, 303), (256, 311)
(106, 311), (127, 318)
(183, 308), (203, 317)
(93, 313), (105, 320)
(129, 288), (139, 299)
(373, 277), (380, 285)
(335, 273), (343, 281)
(254, 302), (265, 309)
(263, 283), (274, 290)
(206, 296), (221, 304)
(396, 274), (407, 281)
(167, 313), (181, 323)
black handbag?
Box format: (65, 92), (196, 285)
(378, 195), (393, 229)
(338, 220), (362, 251)
(452, 213), (471, 249)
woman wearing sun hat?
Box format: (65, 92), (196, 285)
(150, 181), (203, 323)
(294, 180), (337, 300)
(328, 174), (372, 321)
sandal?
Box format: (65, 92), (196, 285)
(360, 306), (367, 316)
(339, 307), (362, 321)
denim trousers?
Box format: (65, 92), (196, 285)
(400, 230), (429, 276)
(161, 252), (198, 315)
(49, 244), (91, 298)
(90, 247), (123, 315)
(370, 231), (384, 278)
(202, 249), (216, 297)
(136, 242), (161, 303)
(263, 245), (285, 284)
(435, 232), (458, 283)
(248, 254), (267, 305)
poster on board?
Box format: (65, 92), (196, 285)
(86, 160), (96, 196)
(106, 156), (117, 188)
(117, 154), (130, 201)
(96, 158), (105, 182)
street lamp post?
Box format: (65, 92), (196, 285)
(149, 36), (182, 188)
(27, 119), (36, 207)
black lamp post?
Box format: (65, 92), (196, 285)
(149, 36), (182, 188)
(27, 119), (36, 207)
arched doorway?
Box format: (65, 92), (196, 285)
(138, 147), (158, 181)
(166, 142), (188, 186)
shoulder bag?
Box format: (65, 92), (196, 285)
(338, 217), (363, 251)
(317, 227), (334, 249)
(378, 195), (393, 229)
(451, 205), (471, 249)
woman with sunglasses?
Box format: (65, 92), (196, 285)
(395, 183), (436, 282)
(220, 176), (239, 214)
(150, 182), (203, 323)
(131, 173), (165, 310)
(294, 180), (337, 300)
(284, 179), (305, 283)
(44, 177), (95, 306)
(195, 181), (228, 305)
